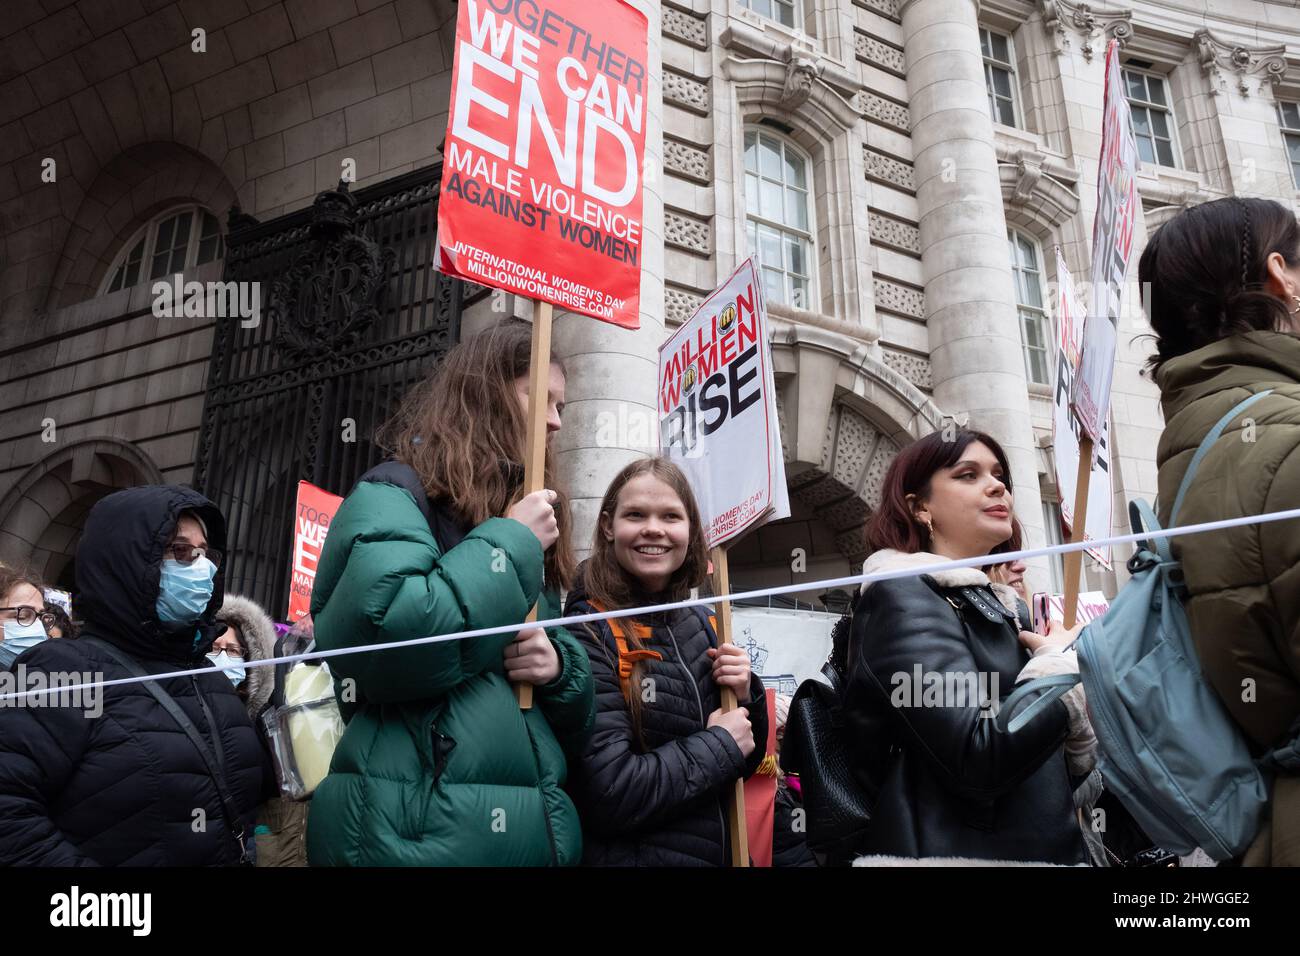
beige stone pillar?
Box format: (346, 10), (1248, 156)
(898, 0), (1046, 563)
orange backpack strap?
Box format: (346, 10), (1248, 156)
(590, 600), (662, 701)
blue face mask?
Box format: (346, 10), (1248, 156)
(206, 650), (246, 688)
(0, 618), (49, 668)
(156, 556), (217, 626)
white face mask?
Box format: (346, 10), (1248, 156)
(0, 618), (48, 667)
(206, 650), (246, 688)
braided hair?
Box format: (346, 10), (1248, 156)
(1140, 196), (1299, 376)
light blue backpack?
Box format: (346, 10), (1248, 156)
(1000, 389), (1300, 861)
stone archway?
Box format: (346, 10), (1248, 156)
(0, 438), (164, 586)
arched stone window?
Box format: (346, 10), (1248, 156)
(101, 204), (225, 295)
(744, 127), (816, 309)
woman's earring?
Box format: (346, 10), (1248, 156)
(1290, 295), (1300, 315)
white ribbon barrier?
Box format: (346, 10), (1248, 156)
(4, 503), (1300, 705)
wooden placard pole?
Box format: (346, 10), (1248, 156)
(709, 544), (750, 867)
(1061, 435), (1094, 630)
(516, 299), (555, 710)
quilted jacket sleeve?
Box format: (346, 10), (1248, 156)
(310, 480), (544, 704)
(0, 643), (98, 866)
(848, 576), (1069, 801)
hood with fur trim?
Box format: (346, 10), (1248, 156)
(214, 593), (278, 720)
(861, 549), (1021, 617)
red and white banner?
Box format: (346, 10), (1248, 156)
(1052, 251), (1112, 568)
(288, 481), (343, 622)
(435, 0), (648, 329)
(1072, 38), (1138, 442)
(658, 258), (789, 549)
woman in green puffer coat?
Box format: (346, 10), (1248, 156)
(1141, 197), (1300, 866)
(306, 321), (595, 866)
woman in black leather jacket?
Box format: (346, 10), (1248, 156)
(840, 428), (1091, 865)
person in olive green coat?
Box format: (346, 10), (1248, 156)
(306, 321), (595, 866)
(1141, 197), (1300, 866)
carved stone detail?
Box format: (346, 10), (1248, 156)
(882, 348), (933, 390)
(665, 209), (711, 255)
(1194, 29), (1288, 98)
(857, 90), (911, 132)
(869, 211), (921, 255)
(1038, 1), (1133, 62)
(863, 147), (916, 192)
(873, 278), (925, 319)
(664, 138), (712, 183)
(852, 0), (900, 20)
(664, 69), (710, 114)
(855, 31), (906, 75)
(663, 6), (708, 50)
(665, 284), (705, 325)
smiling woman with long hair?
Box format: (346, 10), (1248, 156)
(306, 320), (595, 867)
(837, 429), (1094, 865)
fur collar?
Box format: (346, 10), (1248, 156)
(214, 593), (278, 720)
(861, 549), (1021, 616)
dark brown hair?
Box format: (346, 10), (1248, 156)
(0, 564), (43, 610)
(581, 457), (709, 744)
(377, 320), (575, 589)
(1141, 196), (1300, 377)
(867, 428), (1015, 555)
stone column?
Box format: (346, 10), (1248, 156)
(552, 0), (664, 561)
(898, 0), (1046, 566)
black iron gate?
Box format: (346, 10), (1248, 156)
(193, 165), (473, 618)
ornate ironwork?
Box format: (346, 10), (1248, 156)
(193, 165), (476, 616)
(268, 181), (396, 360)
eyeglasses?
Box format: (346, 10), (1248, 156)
(164, 544), (223, 567)
(0, 606), (59, 628)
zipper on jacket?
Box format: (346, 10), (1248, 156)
(666, 619), (729, 865)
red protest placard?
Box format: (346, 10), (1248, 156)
(287, 481), (343, 622)
(436, 0), (648, 329)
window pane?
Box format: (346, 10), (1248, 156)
(1131, 108), (1151, 136)
(759, 135), (782, 179)
(775, 0), (794, 27)
(744, 131), (758, 170)
(1147, 76), (1167, 106)
(155, 216), (174, 250)
(761, 179), (783, 221)
(108, 264), (125, 293)
(784, 148), (806, 189)
(1156, 137), (1175, 167)
(790, 276), (809, 311)
(1282, 102), (1300, 130)
(1150, 110), (1170, 139)
(1287, 134), (1300, 163)
(759, 226), (782, 266)
(123, 255), (141, 288)
(745, 173), (759, 213)
(786, 235), (805, 275)
(980, 28), (992, 59)
(991, 67), (1012, 98)
(787, 187), (808, 230)
(746, 220), (757, 253)
(1124, 70), (1145, 101)
(763, 268), (783, 304)
(1029, 346), (1050, 385)
(1135, 134), (1155, 165)
(991, 32), (1010, 64)
(198, 236), (219, 265)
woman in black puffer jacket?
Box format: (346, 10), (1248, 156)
(0, 486), (274, 866)
(565, 458), (768, 866)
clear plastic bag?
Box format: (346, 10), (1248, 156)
(261, 660), (344, 801)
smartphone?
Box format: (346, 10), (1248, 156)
(1031, 592), (1051, 636)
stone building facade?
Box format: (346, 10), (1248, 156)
(1, 0), (1299, 617)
